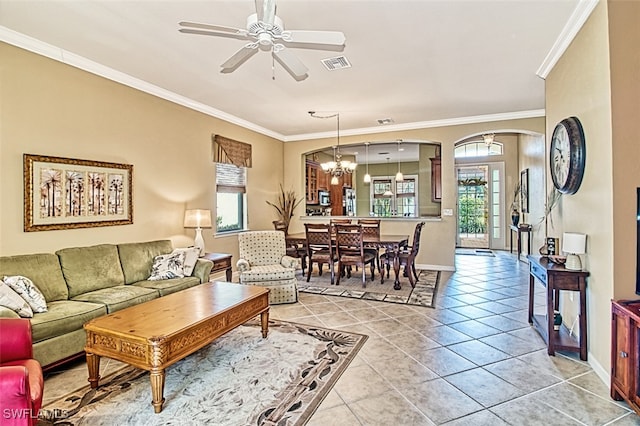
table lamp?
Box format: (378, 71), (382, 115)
(184, 209), (212, 256)
(562, 232), (586, 271)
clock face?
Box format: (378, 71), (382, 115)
(550, 117), (586, 195)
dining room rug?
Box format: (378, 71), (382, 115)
(36, 319), (367, 426)
(297, 269), (440, 308)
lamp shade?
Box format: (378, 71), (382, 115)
(184, 209), (212, 228)
(562, 232), (586, 255)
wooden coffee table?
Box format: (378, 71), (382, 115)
(83, 281), (269, 413)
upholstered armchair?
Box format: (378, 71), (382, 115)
(0, 318), (44, 426)
(237, 230), (299, 304)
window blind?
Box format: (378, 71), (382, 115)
(216, 163), (246, 193)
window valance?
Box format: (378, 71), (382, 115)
(212, 134), (252, 168)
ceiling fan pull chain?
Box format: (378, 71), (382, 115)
(272, 54), (276, 80)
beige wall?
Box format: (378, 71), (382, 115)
(609, 0), (640, 301)
(0, 43), (284, 264)
(519, 133), (547, 253)
(284, 118), (545, 269)
(543, 0), (640, 379)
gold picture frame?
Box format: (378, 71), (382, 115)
(24, 154), (133, 232)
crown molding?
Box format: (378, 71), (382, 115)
(2, 25), (546, 143)
(285, 109), (546, 142)
(0, 26), (284, 141)
(536, 0), (599, 79)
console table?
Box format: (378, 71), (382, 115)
(527, 255), (589, 360)
(202, 252), (233, 282)
(510, 224), (532, 262)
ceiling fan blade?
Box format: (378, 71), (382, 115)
(273, 46), (308, 80)
(220, 44), (259, 72)
(282, 30), (346, 46)
(178, 28), (251, 41)
(179, 21), (248, 36)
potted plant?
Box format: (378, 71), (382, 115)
(510, 181), (521, 226)
(266, 184), (303, 235)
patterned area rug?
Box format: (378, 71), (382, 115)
(37, 320), (367, 426)
(297, 269), (440, 308)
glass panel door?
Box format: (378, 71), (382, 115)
(457, 166), (489, 248)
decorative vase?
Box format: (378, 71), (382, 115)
(511, 209), (520, 226)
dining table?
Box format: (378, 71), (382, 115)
(285, 232), (410, 290)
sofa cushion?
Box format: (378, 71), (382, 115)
(56, 245), (125, 298)
(71, 285), (158, 313)
(148, 252), (186, 281)
(3, 275), (48, 313)
(0, 281), (33, 318)
(30, 300), (107, 343)
(172, 247), (200, 276)
(133, 276), (200, 297)
(240, 264), (296, 282)
(117, 240), (173, 284)
(0, 253), (68, 302)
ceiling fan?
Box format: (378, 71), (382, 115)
(178, 0), (346, 81)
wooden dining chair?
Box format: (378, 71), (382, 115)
(381, 222), (425, 288)
(334, 224), (376, 287)
(358, 219), (382, 273)
(329, 218), (352, 234)
(273, 220), (306, 274)
(304, 223), (337, 284)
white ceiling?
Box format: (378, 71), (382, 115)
(0, 0), (589, 141)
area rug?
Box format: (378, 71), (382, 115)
(37, 319), (367, 426)
(297, 269), (440, 308)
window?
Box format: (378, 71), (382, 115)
(216, 163), (246, 233)
(454, 141), (503, 158)
(370, 175), (417, 217)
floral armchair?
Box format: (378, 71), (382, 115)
(237, 230), (299, 304)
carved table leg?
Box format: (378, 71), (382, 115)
(261, 309), (270, 338)
(393, 251), (402, 290)
(86, 352), (101, 389)
(150, 369), (166, 413)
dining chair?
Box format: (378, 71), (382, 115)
(304, 223), (337, 284)
(329, 218), (352, 234)
(273, 220), (306, 275)
(381, 221), (425, 288)
(358, 219), (382, 273)
(334, 224), (376, 287)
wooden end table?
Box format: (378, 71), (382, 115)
(202, 252), (233, 281)
(84, 282), (269, 413)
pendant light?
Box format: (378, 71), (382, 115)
(310, 111), (356, 185)
(395, 140), (404, 182)
(363, 142), (371, 183)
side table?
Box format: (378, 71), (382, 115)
(202, 252), (233, 282)
(527, 255), (589, 360)
(510, 224), (532, 262)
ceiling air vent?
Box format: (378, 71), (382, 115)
(321, 56), (352, 71)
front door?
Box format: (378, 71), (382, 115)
(457, 165), (489, 249)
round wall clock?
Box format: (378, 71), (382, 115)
(550, 116), (586, 195)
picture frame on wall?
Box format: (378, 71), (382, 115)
(23, 154), (133, 232)
(521, 168), (529, 214)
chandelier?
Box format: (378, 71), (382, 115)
(309, 111), (357, 185)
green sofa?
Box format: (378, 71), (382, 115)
(0, 240), (213, 368)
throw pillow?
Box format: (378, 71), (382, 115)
(2, 275), (48, 313)
(0, 280), (34, 318)
(172, 247), (200, 276)
(148, 251), (186, 281)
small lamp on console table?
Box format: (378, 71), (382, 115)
(562, 232), (586, 271)
(184, 209), (212, 256)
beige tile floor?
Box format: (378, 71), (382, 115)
(42, 250), (640, 425)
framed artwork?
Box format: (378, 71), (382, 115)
(521, 168), (529, 214)
(23, 154), (133, 232)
